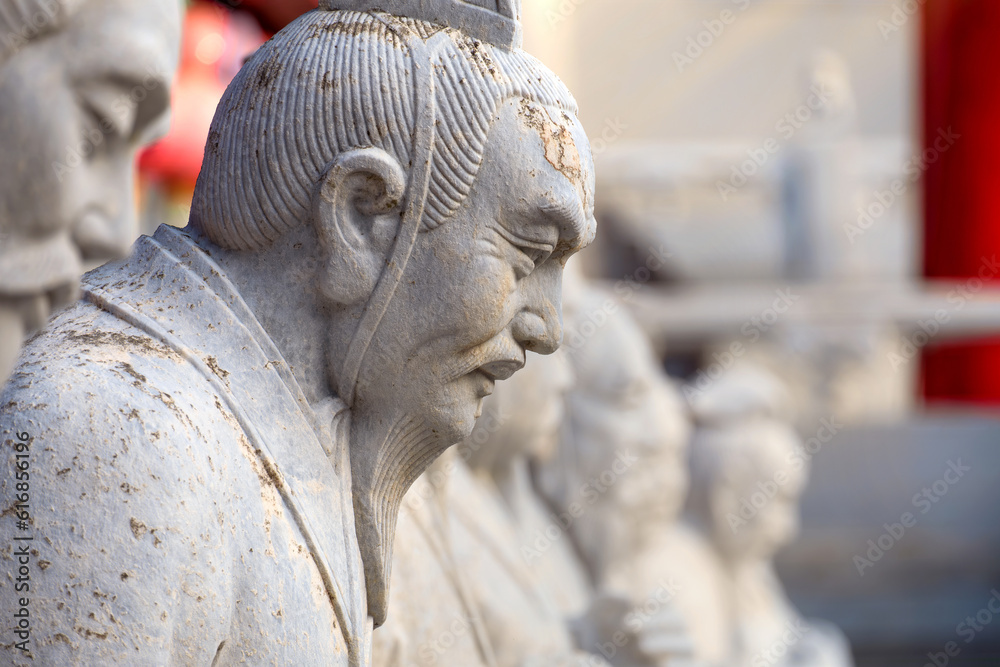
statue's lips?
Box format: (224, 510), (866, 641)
(472, 369), (496, 399)
(473, 357), (522, 397)
(477, 358), (523, 383)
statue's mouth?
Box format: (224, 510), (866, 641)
(473, 368), (496, 399)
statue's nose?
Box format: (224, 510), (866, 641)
(511, 309), (561, 355)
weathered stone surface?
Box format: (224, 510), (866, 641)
(0, 2), (594, 664)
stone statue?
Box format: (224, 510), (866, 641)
(374, 445), (604, 667)
(536, 281), (697, 667)
(372, 351), (607, 667)
(0, 0), (182, 384)
(0, 1), (595, 664)
(653, 365), (854, 667)
(464, 347), (594, 619)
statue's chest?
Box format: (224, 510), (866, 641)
(213, 474), (356, 666)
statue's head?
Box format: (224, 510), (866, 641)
(0, 0), (182, 379)
(537, 285), (689, 579)
(188, 1), (595, 621)
(687, 366), (806, 561)
(689, 420), (806, 561)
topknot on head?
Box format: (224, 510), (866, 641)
(319, 0), (522, 49)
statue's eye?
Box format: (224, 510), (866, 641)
(495, 226), (553, 278)
(77, 82), (137, 145)
(511, 244), (552, 279)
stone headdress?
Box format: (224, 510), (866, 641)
(321, 0), (523, 48)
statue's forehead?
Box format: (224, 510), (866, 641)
(486, 100), (593, 252)
(514, 100), (594, 214)
(66, 0), (181, 76)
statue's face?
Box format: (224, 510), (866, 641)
(571, 334), (690, 527)
(358, 98), (595, 445)
(711, 423), (807, 560)
(0, 0), (179, 377)
(559, 312), (689, 569)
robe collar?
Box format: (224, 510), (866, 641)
(81, 224), (373, 666)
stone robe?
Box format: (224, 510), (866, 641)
(0, 226), (372, 666)
(498, 458), (592, 620)
(608, 523), (852, 667)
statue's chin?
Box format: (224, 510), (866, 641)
(412, 376), (492, 452)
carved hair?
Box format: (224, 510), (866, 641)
(191, 9), (577, 251)
(0, 0), (76, 62)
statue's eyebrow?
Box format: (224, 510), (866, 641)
(540, 196), (588, 243)
(76, 67), (172, 142)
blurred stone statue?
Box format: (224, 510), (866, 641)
(465, 348), (593, 619)
(0, 1), (595, 664)
(537, 280), (697, 667)
(373, 351), (608, 667)
(659, 365), (853, 667)
(0, 0), (182, 384)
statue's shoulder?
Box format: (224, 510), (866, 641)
(5, 297), (221, 447)
(0, 301), (247, 662)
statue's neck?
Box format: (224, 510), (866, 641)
(190, 225), (344, 407)
(189, 225), (448, 625)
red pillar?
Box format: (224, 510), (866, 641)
(921, 0), (1000, 406)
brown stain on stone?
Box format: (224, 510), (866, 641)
(205, 356), (230, 381)
(517, 99), (582, 190)
(65, 329), (182, 362)
(129, 518), (147, 539)
(118, 362), (147, 385)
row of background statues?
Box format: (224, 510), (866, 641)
(374, 264), (853, 667)
(0, 0), (853, 665)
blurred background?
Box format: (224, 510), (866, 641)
(136, 1), (1000, 664)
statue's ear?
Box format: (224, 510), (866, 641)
(312, 148), (407, 305)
